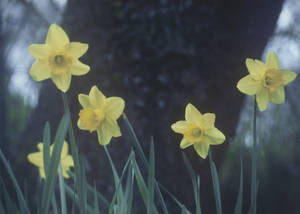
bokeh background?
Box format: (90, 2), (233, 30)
(1, 0), (300, 213)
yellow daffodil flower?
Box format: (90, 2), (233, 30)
(27, 141), (74, 179)
(171, 103), (225, 159)
(77, 86), (125, 146)
(237, 51), (297, 111)
(28, 24), (90, 92)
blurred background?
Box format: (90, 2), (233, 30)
(0, 0), (300, 213)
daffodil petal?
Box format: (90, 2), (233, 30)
(62, 156), (74, 168)
(70, 60), (90, 76)
(66, 42), (88, 59)
(281, 69), (297, 85)
(237, 75), (261, 95)
(27, 152), (43, 167)
(180, 138), (193, 149)
(89, 86), (106, 108)
(245, 59), (265, 79)
(201, 113), (215, 130)
(77, 119), (84, 130)
(256, 88), (269, 111)
(185, 103), (202, 123)
(96, 124), (112, 145)
(29, 60), (51, 81)
(39, 167), (46, 179)
(270, 86), (285, 104)
(171, 121), (188, 134)
(102, 119), (121, 137)
(28, 44), (50, 59)
(203, 127), (225, 145)
(78, 94), (91, 108)
(266, 51), (280, 69)
(46, 24), (70, 48)
(51, 72), (72, 93)
(37, 143), (43, 151)
(193, 142), (209, 159)
(104, 97), (125, 120)
(61, 141), (68, 158)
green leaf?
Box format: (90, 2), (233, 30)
(147, 140), (155, 214)
(93, 184), (101, 214)
(208, 150), (222, 214)
(59, 165), (67, 214)
(182, 152), (201, 214)
(0, 149), (30, 214)
(41, 113), (70, 214)
(43, 122), (51, 178)
(234, 160), (243, 214)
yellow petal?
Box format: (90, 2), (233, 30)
(281, 69), (297, 85)
(77, 119), (84, 130)
(201, 113), (215, 130)
(39, 167), (46, 179)
(37, 143), (43, 151)
(266, 51), (280, 69)
(70, 60), (90, 76)
(46, 24), (70, 48)
(96, 124), (112, 145)
(28, 44), (50, 59)
(29, 60), (51, 81)
(61, 141), (69, 158)
(62, 156), (74, 168)
(78, 94), (91, 108)
(171, 121), (188, 134)
(27, 152), (43, 167)
(237, 75), (261, 95)
(89, 86), (105, 108)
(256, 88), (269, 111)
(185, 103), (202, 123)
(65, 42), (88, 59)
(104, 97), (125, 120)
(270, 86), (285, 104)
(180, 138), (193, 149)
(51, 72), (72, 93)
(245, 58), (265, 80)
(102, 119), (121, 137)
(193, 142), (209, 159)
(203, 127), (225, 145)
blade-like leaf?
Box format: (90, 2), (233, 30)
(147, 140), (155, 214)
(234, 160), (243, 214)
(0, 149), (30, 214)
(43, 122), (51, 178)
(208, 150), (222, 214)
(41, 113), (70, 214)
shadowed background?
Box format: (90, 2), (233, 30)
(2, 0), (300, 213)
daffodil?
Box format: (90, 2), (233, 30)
(27, 141), (74, 179)
(171, 103), (225, 159)
(237, 51), (297, 111)
(28, 24), (90, 92)
(77, 86), (125, 145)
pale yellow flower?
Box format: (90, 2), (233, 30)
(237, 51), (297, 111)
(77, 86), (125, 145)
(27, 141), (74, 179)
(171, 103), (225, 159)
(28, 24), (90, 92)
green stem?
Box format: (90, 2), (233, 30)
(250, 96), (257, 214)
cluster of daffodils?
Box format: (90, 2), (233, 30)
(27, 24), (297, 179)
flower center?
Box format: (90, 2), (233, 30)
(79, 108), (105, 132)
(262, 69), (284, 92)
(49, 54), (72, 75)
(184, 125), (203, 143)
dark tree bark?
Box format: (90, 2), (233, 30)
(24, 0), (284, 213)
